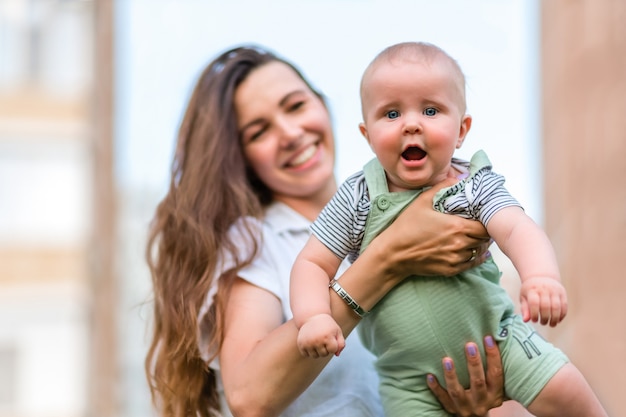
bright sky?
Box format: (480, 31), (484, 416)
(115, 0), (541, 218)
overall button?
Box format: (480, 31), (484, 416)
(376, 197), (390, 210)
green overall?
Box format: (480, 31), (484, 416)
(358, 156), (515, 416)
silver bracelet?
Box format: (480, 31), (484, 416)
(329, 279), (369, 318)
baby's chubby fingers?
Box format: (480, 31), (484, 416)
(332, 331), (346, 356)
(539, 294), (558, 326)
(547, 292), (568, 327)
(520, 292), (540, 323)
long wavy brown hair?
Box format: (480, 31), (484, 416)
(145, 45), (325, 416)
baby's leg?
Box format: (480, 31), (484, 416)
(527, 363), (608, 417)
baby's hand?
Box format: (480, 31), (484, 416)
(296, 314), (346, 358)
(520, 277), (568, 327)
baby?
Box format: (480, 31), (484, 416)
(290, 42), (607, 417)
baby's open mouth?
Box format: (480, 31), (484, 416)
(402, 146), (426, 161)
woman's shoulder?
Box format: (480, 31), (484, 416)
(227, 216), (263, 253)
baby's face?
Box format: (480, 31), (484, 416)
(359, 57), (470, 192)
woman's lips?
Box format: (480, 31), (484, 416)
(287, 143), (318, 167)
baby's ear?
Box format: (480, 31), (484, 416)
(456, 114), (472, 148)
(359, 123), (370, 144)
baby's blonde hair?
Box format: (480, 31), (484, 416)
(360, 42), (467, 115)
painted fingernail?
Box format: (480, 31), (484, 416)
(427, 374), (435, 384)
(485, 335), (494, 348)
(444, 359), (453, 371)
(467, 344), (477, 357)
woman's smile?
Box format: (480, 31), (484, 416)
(285, 141), (321, 169)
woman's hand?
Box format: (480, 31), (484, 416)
(346, 177), (492, 314)
(378, 177), (491, 279)
(427, 336), (505, 417)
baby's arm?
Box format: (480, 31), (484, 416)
(290, 235), (345, 357)
(486, 206), (567, 327)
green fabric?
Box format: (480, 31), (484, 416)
(357, 156), (515, 416)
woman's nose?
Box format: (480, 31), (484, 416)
(277, 117), (304, 147)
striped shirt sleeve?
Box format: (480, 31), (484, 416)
(442, 166), (522, 225)
(310, 171), (370, 262)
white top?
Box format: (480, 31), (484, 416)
(198, 202), (383, 417)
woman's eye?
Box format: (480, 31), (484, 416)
(243, 126), (266, 144)
(288, 100), (305, 112)
(424, 107), (438, 116)
(386, 110), (400, 119)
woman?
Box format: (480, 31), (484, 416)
(145, 45), (505, 417)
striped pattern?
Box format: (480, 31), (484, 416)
(434, 163), (522, 225)
(310, 171), (370, 263)
(311, 157), (522, 262)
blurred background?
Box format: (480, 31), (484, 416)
(0, 0), (623, 416)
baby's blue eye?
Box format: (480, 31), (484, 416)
(424, 107), (438, 116)
(386, 110), (400, 119)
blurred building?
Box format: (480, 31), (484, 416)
(0, 1), (93, 416)
(541, 0), (626, 413)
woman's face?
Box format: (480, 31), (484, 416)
(235, 61), (336, 206)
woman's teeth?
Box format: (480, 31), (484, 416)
(290, 144), (317, 167)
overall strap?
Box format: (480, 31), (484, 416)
(360, 158), (422, 253)
(468, 149), (492, 175)
(363, 158), (389, 199)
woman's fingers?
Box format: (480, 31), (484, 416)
(427, 336), (505, 417)
(426, 372), (459, 415)
(483, 336), (505, 405)
(431, 357), (478, 417)
(463, 343), (487, 406)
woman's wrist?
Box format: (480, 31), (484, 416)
(366, 225), (416, 282)
(328, 238), (402, 324)
(329, 279), (370, 318)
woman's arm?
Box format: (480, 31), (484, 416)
(221, 179), (496, 417)
(221, 278), (331, 417)
(332, 177), (492, 315)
